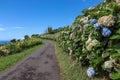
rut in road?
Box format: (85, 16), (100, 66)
(0, 42), (62, 80)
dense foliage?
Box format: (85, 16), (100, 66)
(0, 38), (42, 56)
(58, 0), (120, 79)
(40, 26), (68, 40)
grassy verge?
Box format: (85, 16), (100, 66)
(0, 43), (44, 73)
(55, 42), (101, 80)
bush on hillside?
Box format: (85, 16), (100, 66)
(58, 1), (120, 80)
(0, 38), (42, 55)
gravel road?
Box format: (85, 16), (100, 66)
(0, 41), (62, 80)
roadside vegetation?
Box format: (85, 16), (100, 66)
(41, 0), (120, 80)
(0, 44), (44, 72)
(0, 34), (43, 72)
(40, 26), (69, 41)
(0, 35), (42, 56)
(46, 41), (89, 80)
(58, 1), (120, 79)
(0, 0), (119, 80)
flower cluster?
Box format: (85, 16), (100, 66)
(1, 49), (10, 55)
(98, 15), (115, 27)
(58, 1), (120, 79)
(80, 16), (89, 22)
(82, 20), (88, 24)
(86, 36), (99, 51)
(90, 19), (97, 24)
(89, 18), (112, 37)
(102, 27), (111, 37)
(87, 67), (95, 78)
(104, 60), (114, 72)
(114, 0), (120, 5)
(94, 23), (101, 30)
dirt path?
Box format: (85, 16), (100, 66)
(0, 41), (62, 80)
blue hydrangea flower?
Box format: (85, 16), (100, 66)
(102, 27), (111, 37)
(87, 67), (95, 78)
(94, 23), (100, 30)
(90, 19), (97, 24)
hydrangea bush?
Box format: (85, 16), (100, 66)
(58, 0), (120, 79)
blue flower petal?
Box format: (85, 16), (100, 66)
(90, 19), (97, 24)
(94, 23), (100, 30)
(102, 27), (111, 37)
(87, 67), (95, 78)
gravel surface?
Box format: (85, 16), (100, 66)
(0, 42), (62, 80)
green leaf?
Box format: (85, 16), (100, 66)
(109, 71), (120, 80)
(110, 35), (120, 39)
(75, 52), (81, 59)
(116, 49), (120, 53)
(116, 29), (120, 34)
(90, 57), (104, 70)
(110, 53), (120, 59)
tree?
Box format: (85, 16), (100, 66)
(10, 39), (16, 43)
(31, 34), (40, 38)
(24, 35), (30, 40)
(17, 39), (21, 42)
(47, 27), (53, 34)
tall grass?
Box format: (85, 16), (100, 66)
(55, 42), (101, 80)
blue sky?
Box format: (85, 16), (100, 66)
(0, 0), (103, 40)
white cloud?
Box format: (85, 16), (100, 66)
(14, 27), (24, 29)
(0, 27), (5, 31)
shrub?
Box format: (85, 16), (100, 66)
(57, 1), (120, 80)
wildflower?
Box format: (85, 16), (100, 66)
(83, 24), (90, 28)
(86, 33), (99, 51)
(114, 0), (120, 5)
(2, 49), (11, 55)
(90, 19), (97, 24)
(87, 67), (95, 78)
(86, 39), (99, 51)
(81, 35), (85, 41)
(91, 39), (99, 46)
(86, 36), (92, 46)
(102, 52), (109, 58)
(98, 15), (115, 27)
(83, 20), (88, 24)
(86, 43), (93, 51)
(102, 27), (111, 37)
(95, 11), (100, 14)
(94, 23), (101, 30)
(86, 34), (99, 51)
(69, 49), (73, 56)
(70, 33), (76, 39)
(80, 17), (88, 22)
(104, 60), (114, 72)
